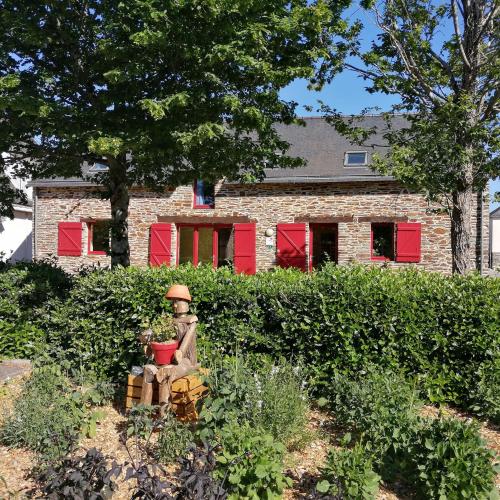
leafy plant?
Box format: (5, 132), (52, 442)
(0, 321), (45, 359)
(0, 366), (86, 463)
(408, 417), (499, 499)
(316, 438), (381, 500)
(469, 357), (500, 425)
(126, 404), (159, 441)
(147, 315), (177, 343)
(176, 443), (227, 500)
(37, 447), (121, 499)
(121, 405), (176, 499)
(250, 361), (309, 448)
(124, 463), (174, 500)
(213, 421), (291, 500)
(198, 356), (260, 441)
(326, 367), (422, 465)
(80, 409), (107, 440)
(157, 411), (194, 465)
(199, 355), (309, 449)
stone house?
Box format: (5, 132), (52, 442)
(30, 116), (489, 274)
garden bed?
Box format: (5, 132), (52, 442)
(1, 374), (498, 499)
(0, 262), (498, 498)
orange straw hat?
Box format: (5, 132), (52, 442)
(165, 284), (192, 302)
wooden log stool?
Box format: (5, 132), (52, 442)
(125, 372), (208, 422)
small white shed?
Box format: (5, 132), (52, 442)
(489, 207), (500, 269)
(0, 159), (32, 262)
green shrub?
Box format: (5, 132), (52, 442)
(199, 355), (309, 448)
(3, 262), (499, 411)
(0, 366), (85, 463)
(316, 440), (381, 499)
(324, 369), (499, 498)
(0, 321), (45, 359)
(198, 355), (258, 441)
(326, 367), (422, 463)
(213, 421), (291, 500)
(157, 412), (194, 465)
(0, 258), (70, 359)
(469, 357), (500, 425)
(252, 360), (309, 448)
(409, 417), (499, 499)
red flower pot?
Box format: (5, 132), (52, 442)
(150, 340), (179, 365)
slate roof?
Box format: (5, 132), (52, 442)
(30, 115), (406, 187)
(490, 207), (500, 219)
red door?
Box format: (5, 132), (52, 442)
(276, 223), (307, 271)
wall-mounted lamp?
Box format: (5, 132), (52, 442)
(265, 228), (274, 237)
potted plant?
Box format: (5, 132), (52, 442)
(143, 315), (178, 365)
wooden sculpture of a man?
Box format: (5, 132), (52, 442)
(140, 284), (200, 414)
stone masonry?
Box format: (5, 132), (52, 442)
(33, 180), (489, 274)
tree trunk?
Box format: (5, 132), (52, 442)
(450, 187), (474, 274)
(109, 159), (130, 268)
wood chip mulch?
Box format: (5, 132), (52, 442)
(0, 376), (499, 499)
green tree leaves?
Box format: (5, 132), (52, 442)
(323, 0), (500, 273)
(0, 0), (352, 265)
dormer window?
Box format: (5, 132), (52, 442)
(193, 180), (215, 209)
(89, 162), (109, 173)
(344, 151), (368, 166)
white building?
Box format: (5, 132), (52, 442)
(0, 155), (32, 262)
(490, 207), (500, 269)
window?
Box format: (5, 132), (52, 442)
(344, 151), (368, 166)
(193, 180), (215, 208)
(88, 220), (111, 255)
(309, 224), (338, 270)
(88, 162), (109, 173)
(371, 223), (395, 261)
(177, 224), (233, 267)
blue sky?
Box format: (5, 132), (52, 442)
(279, 3), (499, 212)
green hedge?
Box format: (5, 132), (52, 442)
(1, 262), (499, 407)
(0, 259), (71, 359)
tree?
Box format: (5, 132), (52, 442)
(0, 0), (353, 266)
(324, 0), (499, 273)
(0, 68), (33, 217)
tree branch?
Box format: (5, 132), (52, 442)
(372, 4), (445, 104)
(428, 47), (460, 93)
(475, 2), (500, 44)
(451, 0), (472, 69)
(481, 87), (500, 121)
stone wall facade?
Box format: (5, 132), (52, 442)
(33, 180), (489, 274)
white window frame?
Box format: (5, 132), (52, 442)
(344, 151), (368, 166)
(88, 162), (109, 173)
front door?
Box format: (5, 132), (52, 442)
(276, 223), (307, 271)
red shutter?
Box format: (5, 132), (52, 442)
(396, 223), (421, 262)
(149, 223), (172, 266)
(233, 223), (256, 275)
(57, 222), (82, 256)
(276, 223), (307, 271)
